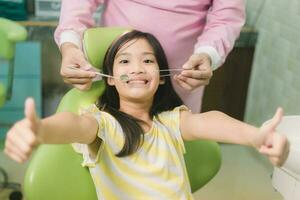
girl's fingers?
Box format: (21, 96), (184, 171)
(24, 98), (42, 136)
(259, 136), (286, 157)
(8, 136), (32, 156)
(259, 146), (282, 166)
(269, 156), (281, 166)
(259, 134), (289, 167)
(257, 107), (284, 148)
(14, 125), (37, 151)
(259, 145), (278, 157)
(4, 96), (40, 164)
(268, 107), (284, 130)
(24, 98), (38, 126)
(4, 139), (28, 163)
(4, 148), (24, 163)
(4, 118), (37, 163)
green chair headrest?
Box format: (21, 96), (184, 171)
(83, 27), (130, 69)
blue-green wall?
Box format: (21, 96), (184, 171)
(245, 0), (300, 125)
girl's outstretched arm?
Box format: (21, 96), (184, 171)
(180, 108), (289, 166)
(4, 98), (98, 163)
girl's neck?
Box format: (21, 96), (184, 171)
(119, 99), (152, 123)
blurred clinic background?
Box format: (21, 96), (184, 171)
(0, 0), (300, 199)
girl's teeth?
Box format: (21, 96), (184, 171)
(127, 80), (148, 84)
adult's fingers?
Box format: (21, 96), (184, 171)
(182, 54), (206, 70)
(176, 74), (209, 88)
(77, 59), (94, 71)
(61, 66), (95, 79)
(174, 75), (193, 91)
(63, 77), (93, 84)
(181, 69), (212, 79)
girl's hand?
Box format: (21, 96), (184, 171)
(4, 98), (41, 163)
(253, 108), (290, 167)
(174, 53), (213, 91)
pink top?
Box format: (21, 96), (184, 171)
(55, 0), (245, 112)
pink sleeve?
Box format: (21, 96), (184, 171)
(195, 0), (246, 66)
(54, 0), (103, 46)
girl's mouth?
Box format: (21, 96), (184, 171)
(126, 79), (149, 84)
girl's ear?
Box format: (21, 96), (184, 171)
(159, 77), (166, 85)
(107, 77), (115, 86)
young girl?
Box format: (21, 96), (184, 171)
(5, 31), (289, 200)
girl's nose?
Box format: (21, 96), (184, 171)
(130, 63), (146, 74)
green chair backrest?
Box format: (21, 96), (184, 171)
(24, 27), (221, 200)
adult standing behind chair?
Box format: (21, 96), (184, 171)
(55, 0), (245, 113)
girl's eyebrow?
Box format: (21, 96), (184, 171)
(115, 52), (154, 58)
(142, 52), (155, 55)
(116, 52), (130, 58)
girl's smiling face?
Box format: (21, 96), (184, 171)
(107, 38), (163, 103)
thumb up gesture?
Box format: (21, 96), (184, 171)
(4, 98), (41, 163)
(253, 108), (290, 166)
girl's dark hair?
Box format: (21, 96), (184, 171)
(96, 30), (182, 157)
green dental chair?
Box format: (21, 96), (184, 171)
(0, 17), (27, 199)
(24, 27), (221, 200)
(0, 17), (27, 106)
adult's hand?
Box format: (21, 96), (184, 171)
(174, 53), (213, 91)
(60, 42), (96, 90)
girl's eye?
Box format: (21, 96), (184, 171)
(144, 59), (154, 64)
(119, 59), (129, 64)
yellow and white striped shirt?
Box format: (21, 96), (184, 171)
(73, 105), (193, 200)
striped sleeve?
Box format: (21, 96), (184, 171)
(172, 105), (189, 154)
(72, 104), (107, 167)
(158, 105), (189, 154)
